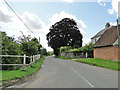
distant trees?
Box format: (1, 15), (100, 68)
(1, 32), (47, 70)
(46, 18), (83, 56)
(39, 48), (48, 56)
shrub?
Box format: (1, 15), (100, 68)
(60, 46), (72, 53)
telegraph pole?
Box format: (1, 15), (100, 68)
(0, 27), (2, 65)
(117, 19), (119, 36)
(20, 31), (28, 42)
(117, 19), (120, 48)
(39, 37), (40, 44)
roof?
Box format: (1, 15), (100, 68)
(93, 25), (119, 48)
(91, 29), (106, 39)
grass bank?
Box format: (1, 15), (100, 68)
(1, 56), (45, 87)
(56, 57), (120, 70)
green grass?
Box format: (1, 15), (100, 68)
(1, 56), (45, 82)
(56, 57), (120, 70)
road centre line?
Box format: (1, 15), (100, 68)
(70, 67), (94, 88)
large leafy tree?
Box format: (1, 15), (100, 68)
(46, 18), (83, 56)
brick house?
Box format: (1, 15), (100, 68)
(91, 23), (110, 44)
(93, 24), (120, 61)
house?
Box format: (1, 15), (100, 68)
(91, 23), (111, 44)
(93, 23), (120, 61)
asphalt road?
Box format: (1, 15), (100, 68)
(22, 56), (118, 88)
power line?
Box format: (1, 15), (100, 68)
(4, 0), (36, 36)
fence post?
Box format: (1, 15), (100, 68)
(33, 55), (34, 62)
(86, 52), (88, 58)
(38, 54), (39, 60)
(31, 56), (32, 63)
(23, 54), (26, 71)
(37, 55), (38, 60)
(30, 56), (32, 67)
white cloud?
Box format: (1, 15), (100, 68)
(107, 9), (114, 15)
(62, 0), (74, 3)
(107, 0), (120, 17)
(83, 38), (91, 46)
(49, 11), (87, 35)
(110, 22), (117, 26)
(98, 0), (106, 7)
(22, 12), (45, 30)
(0, 0), (14, 23)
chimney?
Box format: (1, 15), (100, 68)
(105, 22), (110, 30)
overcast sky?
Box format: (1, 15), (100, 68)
(0, 0), (119, 51)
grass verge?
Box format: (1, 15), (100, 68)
(56, 57), (120, 70)
(1, 56), (45, 87)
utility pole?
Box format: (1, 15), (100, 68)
(20, 31), (28, 42)
(117, 19), (120, 48)
(39, 37), (40, 43)
(117, 19), (119, 36)
(20, 31), (26, 39)
(0, 27), (2, 65)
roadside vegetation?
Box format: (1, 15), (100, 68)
(1, 32), (48, 70)
(0, 31), (48, 87)
(57, 42), (120, 70)
(60, 42), (94, 57)
(56, 57), (120, 70)
(1, 56), (45, 87)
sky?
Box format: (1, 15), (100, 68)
(0, 0), (119, 51)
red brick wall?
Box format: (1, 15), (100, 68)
(94, 46), (120, 60)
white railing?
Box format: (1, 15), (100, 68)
(0, 54), (41, 71)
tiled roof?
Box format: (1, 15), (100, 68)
(93, 25), (119, 48)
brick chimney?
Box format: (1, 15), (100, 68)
(105, 22), (110, 30)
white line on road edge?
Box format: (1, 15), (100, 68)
(70, 68), (94, 88)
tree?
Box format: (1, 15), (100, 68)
(20, 36), (42, 56)
(40, 48), (48, 55)
(1, 31), (46, 70)
(46, 18), (83, 56)
(1, 32), (21, 70)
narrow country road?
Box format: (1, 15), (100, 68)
(22, 56), (118, 88)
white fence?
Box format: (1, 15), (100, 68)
(0, 54), (41, 71)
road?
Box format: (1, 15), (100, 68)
(22, 56), (118, 88)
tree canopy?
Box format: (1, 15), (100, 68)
(46, 18), (83, 56)
(1, 32), (47, 70)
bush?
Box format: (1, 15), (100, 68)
(63, 42), (94, 57)
(60, 46), (72, 53)
(1, 32), (22, 70)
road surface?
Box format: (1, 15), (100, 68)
(22, 56), (118, 88)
